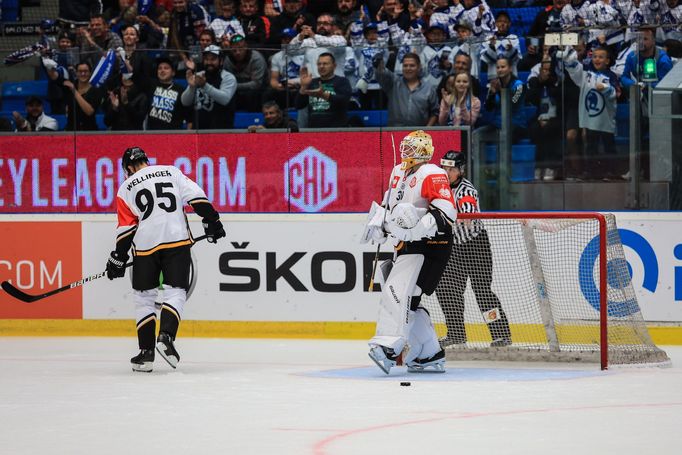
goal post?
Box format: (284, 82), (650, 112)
(422, 212), (670, 370)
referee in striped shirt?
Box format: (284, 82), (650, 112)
(435, 151), (512, 348)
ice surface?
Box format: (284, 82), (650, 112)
(1, 338), (681, 454)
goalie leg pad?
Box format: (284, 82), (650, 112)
(369, 254), (424, 354)
(404, 307), (442, 365)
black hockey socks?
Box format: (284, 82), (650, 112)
(136, 313), (157, 350)
(159, 304), (180, 340)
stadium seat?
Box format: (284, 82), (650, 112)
(485, 143), (536, 182)
(52, 114), (67, 131)
(234, 112), (263, 128)
(1, 81), (49, 112)
(95, 113), (106, 130)
(616, 103), (630, 137)
(348, 110), (387, 127)
(1, 0), (20, 22)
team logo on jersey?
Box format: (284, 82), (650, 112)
(438, 188), (451, 199)
(585, 88), (606, 118)
(409, 176), (417, 188)
(284, 146), (338, 212)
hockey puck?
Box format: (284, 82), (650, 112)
(400, 381), (411, 386)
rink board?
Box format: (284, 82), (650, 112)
(0, 213), (681, 344)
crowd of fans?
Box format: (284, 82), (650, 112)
(3, 0), (682, 181)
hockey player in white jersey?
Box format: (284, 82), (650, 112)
(361, 130), (457, 374)
(106, 147), (225, 372)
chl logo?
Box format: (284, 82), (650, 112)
(578, 229), (658, 317)
(284, 146), (338, 212)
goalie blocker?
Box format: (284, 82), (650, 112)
(362, 130), (457, 374)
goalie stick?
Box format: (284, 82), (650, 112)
(368, 133), (397, 292)
(1, 234), (209, 303)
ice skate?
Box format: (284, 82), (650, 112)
(368, 345), (397, 375)
(490, 338), (512, 347)
(439, 335), (467, 348)
(156, 332), (180, 368)
(131, 349), (155, 372)
(407, 349), (446, 373)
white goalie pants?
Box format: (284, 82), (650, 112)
(368, 253), (441, 361)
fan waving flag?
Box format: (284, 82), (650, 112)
(4, 43), (45, 66)
(90, 49), (115, 87)
(138, 0), (153, 15)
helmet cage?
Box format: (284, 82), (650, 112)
(399, 130), (434, 170)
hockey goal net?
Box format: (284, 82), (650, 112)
(422, 212), (669, 370)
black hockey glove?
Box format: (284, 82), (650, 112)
(203, 219), (226, 243)
(106, 251), (129, 280)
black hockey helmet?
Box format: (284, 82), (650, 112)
(122, 146), (149, 174)
(441, 150), (466, 169)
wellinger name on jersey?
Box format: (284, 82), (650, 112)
(126, 170), (173, 191)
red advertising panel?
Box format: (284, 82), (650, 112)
(0, 130), (461, 213)
(0, 222), (82, 318)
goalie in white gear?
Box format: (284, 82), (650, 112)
(361, 130), (457, 374)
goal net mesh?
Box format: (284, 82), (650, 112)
(421, 213), (669, 367)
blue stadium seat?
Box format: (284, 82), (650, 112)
(1, 81), (49, 112)
(485, 143), (536, 182)
(96, 113), (106, 130)
(348, 110), (387, 127)
(52, 114), (67, 131)
(1, 0), (20, 22)
(1, 80), (48, 98)
(616, 103), (629, 137)
(234, 112), (263, 128)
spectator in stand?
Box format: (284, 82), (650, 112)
(0, 118), (13, 132)
(453, 0), (497, 40)
(264, 27), (305, 109)
(484, 56), (527, 143)
(146, 56), (190, 130)
(526, 58), (562, 180)
(452, 52), (481, 97)
(223, 34), (268, 112)
(247, 100), (300, 131)
(349, 20), (390, 109)
(480, 11), (521, 80)
(528, 0), (566, 37)
(79, 14), (124, 68)
(620, 27), (674, 179)
(120, 25), (155, 94)
(12, 97), (59, 132)
(375, 0), (411, 31)
(239, 0), (268, 47)
(448, 22), (483, 80)
(438, 72), (480, 127)
(375, 52), (439, 127)
(621, 28), (674, 90)
(181, 45), (238, 129)
(289, 12), (349, 78)
(267, 0), (315, 48)
(136, 6), (171, 49)
(199, 29), (217, 49)
(58, 0), (102, 28)
(169, 0), (211, 67)
(63, 61), (104, 131)
(660, 0), (682, 41)
(103, 75), (149, 130)
(42, 31), (77, 115)
(336, 0), (362, 31)
(295, 52), (352, 127)
(106, 0), (138, 34)
(558, 45), (620, 180)
(209, 0), (244, 40)
(418, 23), (454, 89)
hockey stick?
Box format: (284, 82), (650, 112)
(368, 133), (397, 292)
(1, 234), (209, 303)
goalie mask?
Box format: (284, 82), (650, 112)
(122, 146), (149, 176)
(400, 130), (434, 170)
